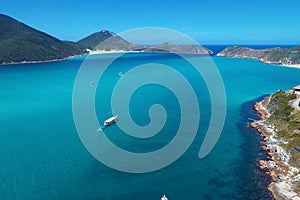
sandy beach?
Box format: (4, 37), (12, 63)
(279, 64), (300, 69)
(259, 59), (300, 69)
(86, 49), (140, 55)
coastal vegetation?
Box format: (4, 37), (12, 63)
(218, 46), (300, 66)
(251, 89), (300, 199)
(263, 90), (300, 167)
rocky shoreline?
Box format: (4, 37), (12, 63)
(250, 100), (300, 200)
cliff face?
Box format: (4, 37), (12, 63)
(217, 46), (300, 66)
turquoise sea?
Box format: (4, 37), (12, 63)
(1, 53), (300, 199)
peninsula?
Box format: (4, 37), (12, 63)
(217, 46), (300, 67)
(250, 87), (300, 199)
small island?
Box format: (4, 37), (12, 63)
(217, 46), (300, 67)
(250, 87), (300, 199)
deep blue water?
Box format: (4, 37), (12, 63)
(0, 53), (300, 199)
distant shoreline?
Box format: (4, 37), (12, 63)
(0, 51), (133, 66)
(0, 55), (82, 66)
(0, 50), (210, 66)
(2, 50), (300, 69)
(218, 55), (300, 69)
(0, 50), (148, 66)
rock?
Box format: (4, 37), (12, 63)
(278, 174), (287, 181)
(268, 161), (277, 169)
(258, 160), (268, 170)
(274, 182), (298, 199)
(295, 146), (300, 152)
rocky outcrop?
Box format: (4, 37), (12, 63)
(250, 90), (300, 199)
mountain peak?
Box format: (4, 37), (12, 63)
(99, 30), (116, 36)
(78, 30), (135, 50)
(0, 14), (13, 19)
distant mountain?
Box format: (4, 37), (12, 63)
(0, 14), (86, 64)
(0, 14), (214, 65)
(77, 30), (137, 50)
(77, 32), (213, 55)
(138, 42), (213, 55)
(217, 46), (300, 66)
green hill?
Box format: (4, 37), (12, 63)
(0, 14), (86, 64)
(217, 46), (300, 66)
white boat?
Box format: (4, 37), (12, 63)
(161, 195), (168, 200)
(104, 116), (117, 126)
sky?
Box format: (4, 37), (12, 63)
(1, 0), (300, 44)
